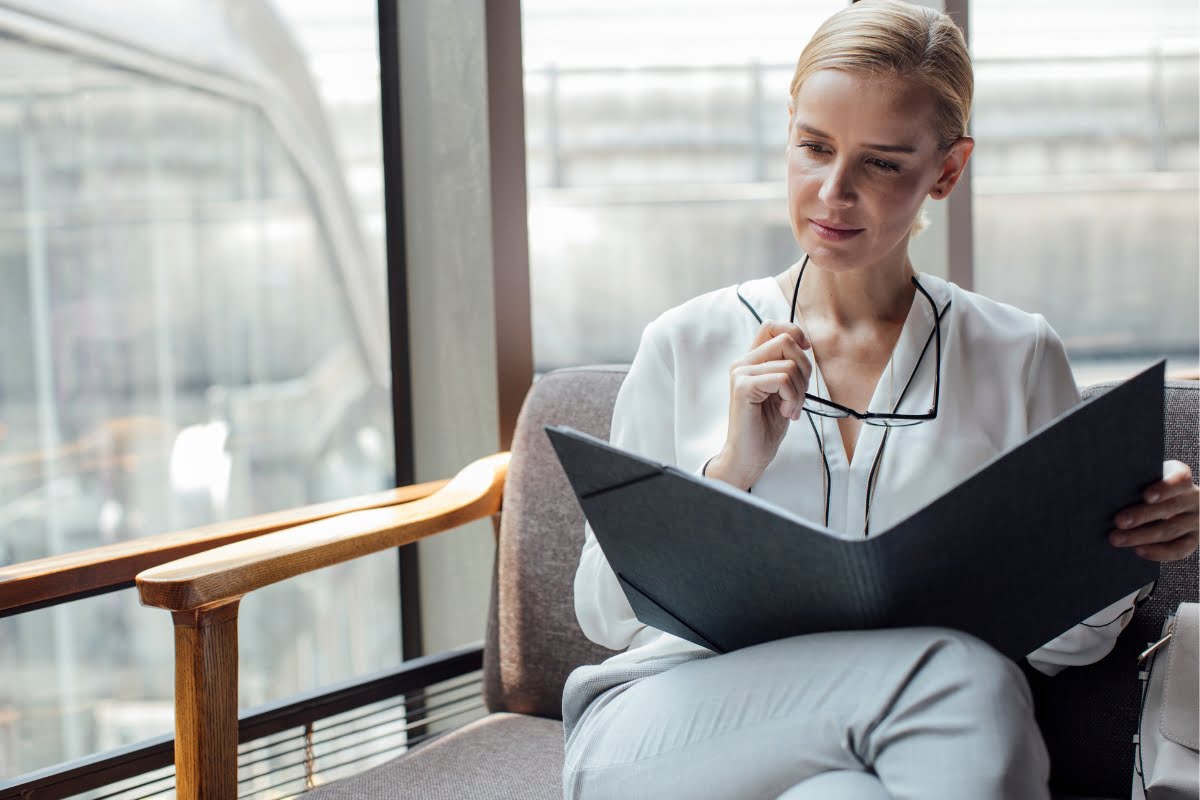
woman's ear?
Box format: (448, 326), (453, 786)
(930, 136), (975, 199)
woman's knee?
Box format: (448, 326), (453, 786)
(870, 629), (1049, 791)
(919, 628), (1032, 706)
(901, 627), (1044, 770)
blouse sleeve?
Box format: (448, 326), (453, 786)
(1022, 314), (1143, 676)
(574, 321), (678, 650)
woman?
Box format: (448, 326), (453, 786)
(562, 2), (1200, 799)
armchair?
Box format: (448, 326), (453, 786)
(132, 367), (1197, 800)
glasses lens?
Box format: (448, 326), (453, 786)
(802, 398), (850, 418)
(867, 415), (931, 428)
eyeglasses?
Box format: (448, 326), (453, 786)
(789, 255), (943, 427)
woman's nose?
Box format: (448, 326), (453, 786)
(817, 162), (856, 208)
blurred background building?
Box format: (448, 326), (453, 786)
(0, 0), (1196, 789)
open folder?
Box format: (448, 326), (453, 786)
(545, 361), (1164, 661)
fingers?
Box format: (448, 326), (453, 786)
(739, 332), (812, 385)
(735, 324), (813, 419)
(1126, 531), (1198, 562)
(733, 348), (811, 413)
(732, 360), (807, 418)
(750, 320), (810, 351)
(1141, 460), (1195, 503)
(724, 367), (801, 419)
(1110, 474), (1200, 562)
(1113, 492), (1195, 531)
(1110, 510), (1196, 548)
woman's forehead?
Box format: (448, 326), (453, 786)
(791, 69), (939, 150)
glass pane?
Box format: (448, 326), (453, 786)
(0, 0), (397, 777)
(970, 0), (1200, 380)
(523, 0), (848, 371)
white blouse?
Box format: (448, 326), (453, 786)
(574, 271), (1141, 676)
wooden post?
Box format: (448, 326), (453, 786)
(171, 599), (241, 800)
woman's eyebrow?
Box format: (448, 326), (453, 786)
(795, 123), (917, 154)
(865, 141), (917, 154)
(795, 123), (832, 140)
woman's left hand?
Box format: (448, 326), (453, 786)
(1109, 460), (1199, 562)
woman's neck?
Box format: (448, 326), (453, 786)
(797, 253), (916, 329)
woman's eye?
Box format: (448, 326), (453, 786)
(868, 158), (901, 173)
(798, 142), (829, 155)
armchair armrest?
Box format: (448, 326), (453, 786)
(137, 452), (509, 612)
(133, 451), (509, 800)
(0, 479), (448, 617)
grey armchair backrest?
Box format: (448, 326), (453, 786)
(482, 365), (1199, 799)
(484, 366), (625, 717)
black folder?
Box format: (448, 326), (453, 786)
(545, 361), (1165, 661)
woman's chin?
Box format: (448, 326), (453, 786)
(798, 232), (916, 275)
(797, 238), (868, 270)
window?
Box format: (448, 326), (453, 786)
(0, 0), (399, 780)
(522, 0), (846, 371)
(522, 0), (1200, 382)
(969, 0), (1199, 381)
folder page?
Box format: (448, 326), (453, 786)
(579, 460), (871, 653)
(868, 360), (1163, 658)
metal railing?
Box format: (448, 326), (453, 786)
(525, 51), (1199, 189)
(0, 643), (486, 800)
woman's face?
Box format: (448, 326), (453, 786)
(786, 68), (971, 273)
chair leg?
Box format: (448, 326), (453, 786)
(171, 599), (241, 800)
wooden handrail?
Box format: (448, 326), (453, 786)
(138, 452), (510, 611)
(0, 479), (448, 615)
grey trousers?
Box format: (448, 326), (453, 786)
(562, 628), (1050, 800)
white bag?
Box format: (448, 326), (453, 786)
(1133, 602), (1198, 800)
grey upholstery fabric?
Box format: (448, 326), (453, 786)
(1029, 380), (1199, 799)
(483, 366), (624, 717)
(304, 713), (562, 800)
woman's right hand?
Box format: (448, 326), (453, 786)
(706, 321), (812, 490)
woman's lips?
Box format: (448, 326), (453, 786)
(809, 219), (864, 242)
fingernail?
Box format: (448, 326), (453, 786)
(1110, 533), (1127, 546)
(1147, 492), (1160, 503)
(1116, 514), (1132, 528)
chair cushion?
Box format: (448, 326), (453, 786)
(304, 713), (563, 800)
(484, 366), (627, 717)
(1029, 380), (1198, 798)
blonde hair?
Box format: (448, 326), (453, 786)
(790, 0), (973, 149)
